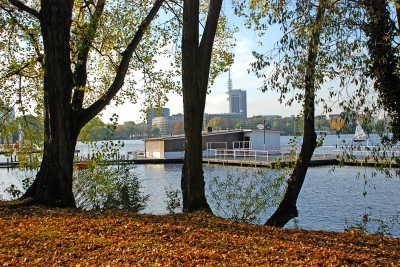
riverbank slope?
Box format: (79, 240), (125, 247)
(1, 204), (399, 266)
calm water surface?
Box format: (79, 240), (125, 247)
(1, 137), (399, 237)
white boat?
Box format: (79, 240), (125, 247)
(127, 150), (145, 158)
(353, 121), (366, 142)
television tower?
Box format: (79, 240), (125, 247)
(227, 69), (233, 91)
(226, 69), (232, 104)
(226, 69), (247, 118)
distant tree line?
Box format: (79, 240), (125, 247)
(206, 115), (390, 136)
(78, 117), (160, 141)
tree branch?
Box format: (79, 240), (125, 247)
(1, 62), (29, 79)
(165, 1), (182, 25)
(8, 0), (40, 19)
(71, 0), (106, 111)
(198, 0), (223, 91)
(2, 6), (44, 67)
(79, 0), (166, 126)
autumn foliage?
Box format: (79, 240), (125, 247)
(0, 204), (399, 266)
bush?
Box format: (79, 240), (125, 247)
(74, 163), (148, 212)
(208, 168), (285, 224)
(164, 185), (182, 214)
(344, 209), (400, 237)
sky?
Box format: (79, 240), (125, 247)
(99, 7), (334, 124)
(100, 32), (303, 124)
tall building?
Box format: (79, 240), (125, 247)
(151, 113), (184, 136)
(226, 70), (247, 118)
(171, 113), (184, 125)
(146, 108), (170, 125)
(152, 116), (172, 136)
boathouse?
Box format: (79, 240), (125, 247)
(143, 129), (281, 159)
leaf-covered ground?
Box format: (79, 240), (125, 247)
(0, 203), (399, 266)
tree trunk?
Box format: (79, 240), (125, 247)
(9, 0), (165, 208)
(363, 0), (400, 142)
(265, 1), (325, 227)
(20, 0), (78, 208)
(181, 0), (222, 213)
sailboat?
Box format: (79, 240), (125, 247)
(353, 121), (366, 142)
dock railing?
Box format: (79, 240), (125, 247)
(205, 143), (356, 162)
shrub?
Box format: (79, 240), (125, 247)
(208, 168), (285, 224)
(344, 209), (400, 237)
(74, 164), (148, 212)
(164, 185), (182, 214)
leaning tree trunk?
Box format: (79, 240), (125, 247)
(181, 0), (222, 213)
(21, 0), (78, 208)
(265, 1), (325, 227)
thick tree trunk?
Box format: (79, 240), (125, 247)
(181, 0), (211, 213)
(181, 0), (222, 213)
(181, 112), (211, 212)
(265, 1), (325, 227)
(363, 0), (400, 142)
(20, 0), (78, 208)
(11, 0), (165, 208)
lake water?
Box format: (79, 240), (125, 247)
(1, 136), (399, 237)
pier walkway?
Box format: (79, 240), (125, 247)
(2, 145), (399, 169)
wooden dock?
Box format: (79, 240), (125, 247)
(202, 157), (338, 168)
(100, 154), (400, 169)
(201, 153), (342, 168)
(2, 154), (398, 169)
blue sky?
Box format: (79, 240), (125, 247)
(100, 6), (334, 124)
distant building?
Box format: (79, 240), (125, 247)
(150, 113), (185, 136)
(315, 115), (327, 120)
(171, 113), (184, 125)
(144, 129), (282, 159)
(251, 115), (282, 119)
(152, 116), (172, 136)
(205, 113), (242, 121)
(226, 70), (247, 118)
(146, 108), (170, 125)
(228, 89), (247, 118)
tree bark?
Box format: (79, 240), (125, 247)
(21, 0), (77, 207)
(363, 0), (400, 142)
(181, 0), (223, 213)
(12, 0), (165, 208)
(265, 0), (325, 227)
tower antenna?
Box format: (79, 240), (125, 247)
(227, 68), (232, 91)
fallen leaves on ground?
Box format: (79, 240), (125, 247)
(0, 203), (399, 266)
